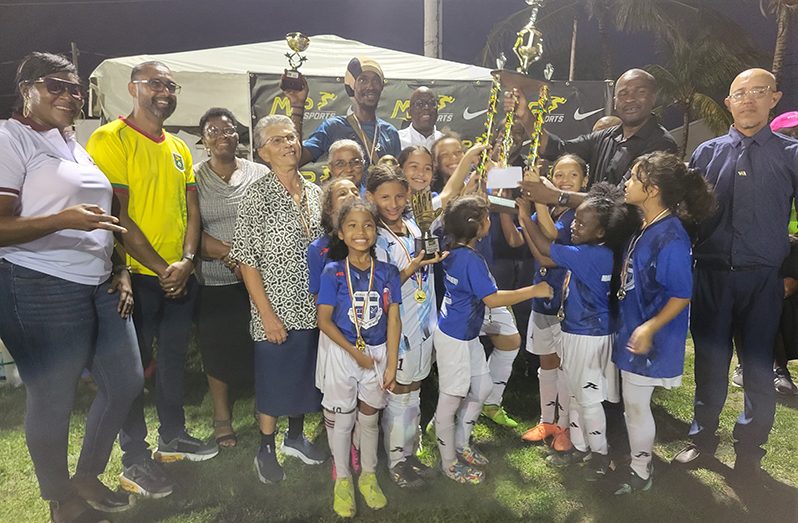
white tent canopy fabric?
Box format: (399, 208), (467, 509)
(89, 34), (492, 128)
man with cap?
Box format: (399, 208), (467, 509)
(294, 57), (401, 175)
(398, 86), (444, 150)
(771, 111), (798, 138)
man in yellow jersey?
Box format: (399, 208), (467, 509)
(87, 61), (216, 500)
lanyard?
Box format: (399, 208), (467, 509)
(380, 220), (427, 303)
(618, 209), (670, 300)
(350, 114), (380, 165)
(345, 256), (374, 351)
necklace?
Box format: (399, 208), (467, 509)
(278, 172), (312, 240)
(345, 256), (375, 352)
(617, 208), (671, 300)
(351, 114), (380, 165)
(380, 219), (427, 303)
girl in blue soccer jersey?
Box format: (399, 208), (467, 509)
(614, 152), (714, 494)
(316, 199), (401, 518)
(366, 165), (447, 488)
(434, 195), (553, 484)
(519, 182), (640, 481)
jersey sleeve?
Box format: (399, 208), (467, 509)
(317, 264), (340, 306)
(302, 119), (332, 162)
(86, 128), (128, 192)
(0, 128), (27, 197)
(555, 211), (575, 244)
(655, 238), (693, 299)
(550, 243), (603, 285)
(467, 254), (499, 300)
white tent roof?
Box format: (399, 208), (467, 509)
(90, 34), (493, 128)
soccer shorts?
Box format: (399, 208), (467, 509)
(396, 334), (434, 386)
(480, 305), (519, 337)
(434, 328), (489, 397)
(560, 332), (620, 405)
(321, 340), (388, 413)
(525, 310), (563, 356)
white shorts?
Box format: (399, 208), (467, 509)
(560, 332), (620, 405)
(621, 369), (682, 390)
(525, 310), (562, 356)
(479, 306), (519, 337)
(321, 340), (388, 413)
(434, 328), (489, 397)
(396, 334), (434, 386)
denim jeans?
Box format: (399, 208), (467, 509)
(119, 274), (197, 467)
(0, 260), (143, 501)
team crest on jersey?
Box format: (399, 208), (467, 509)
(173, 153), (185, 172)
(349, 290), (383, 329)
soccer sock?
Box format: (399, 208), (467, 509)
(323, 410), (335, 454)
(538, 367), (559, 424)
(434, 392), (462, 468)
(623, 380), (655, 480)
(383, 392), (410, 469)
(357, 410), (379, 473)
(484, 348), (519, 406)
(332, 410), (357, 478)
(581, 401), (608, 456)
(567, 397), (587, 452)
(555, 367), (571, 429)
(287, 414), (304, 440)
(455, 372), (492, 449)
(407, 389), (422, 457)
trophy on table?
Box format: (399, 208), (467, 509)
(280, 32), (310, 91)
(410, 190), (441, 261)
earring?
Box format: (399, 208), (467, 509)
(22, 94), (31, 118)
(205, 147), (211, 156)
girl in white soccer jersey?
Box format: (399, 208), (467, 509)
(316, 199), (401, 518)
(366, 165), (447, 488)
(614, 152), (713, 494)
(435, 195), (553, 484)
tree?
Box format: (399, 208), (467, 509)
(758, 0), (798, 84)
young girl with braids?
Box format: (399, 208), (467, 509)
(613, 151), (714, 494)
(518, 181), (640, 481)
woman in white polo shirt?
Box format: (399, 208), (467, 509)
(0, 53), (143, 523)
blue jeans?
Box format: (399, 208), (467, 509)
(0, 260), (143, 501)
(120, 274), (197, 467)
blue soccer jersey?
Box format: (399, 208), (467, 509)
(375, 220), (437, 357)
(308, 235), (331, 295)
(317, 258), (402, 346)
(531, 209), (575, 315)
(438, 246), (499, 341)
(614, 215), (693, 378)
(550, 243), (613, 336)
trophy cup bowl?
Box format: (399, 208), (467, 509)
(410, 190), (441, 260)
(286, 32), (310, 54)
(281, 32), (310, 91)
(514, 28), (544, 73)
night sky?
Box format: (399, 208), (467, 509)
(0, 0), (794, 120)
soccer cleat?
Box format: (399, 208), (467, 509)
(551, 427), (573, 452)
(731, 365), (744, 388)
(333, 477), (357, 518)
(671, 443), (702, 465)
(154, 431), (219, 462)
(521, 422), (559, 443)
(72, 475), (134, 513)
(119, 459), (174, 499)
(254, 444), (285, 484)
(389, 460), (425, 488)
(481, 404), (518, 428)
(442, 461), (484, 485)
(357, 471), (387, 510)
(405, 455), (437, 479)
(614, 467), (653, 495)
(457, 445), (489, 467)
(281, 432), (328, 465)
(774, 366), (798, 395)
(584, 452), (611, 481)
(546, 448), (590, 468)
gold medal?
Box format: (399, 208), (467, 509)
(414, 289), (427, 303)
(355, 336), (366, 352)
(617, 288), (626, 301)
(556, 309), (565, 321)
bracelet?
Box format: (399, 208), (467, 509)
(222, 254), (239, 271)
(112, 264), (132, 275)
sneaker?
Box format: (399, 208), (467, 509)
(155, 431), (219, 462)
(551, 427), (573, 452)
(732, 365), (744, 388)
(774, 366), (798, 395)
(281, 432), (327, 465)
(671, 443), (702, 465)
(333, 477), (356, 518)
(584, 452), (611, 481)
(389, 460), (425, 488)
(614, 467), (653, 495)
(546, 448), (590, 468)
(119, 459), (174, 499)
(72, 475), (134, 513)
(358, 471), (388, 510)
(405, 455), (437, 479)
(457, 445), (489, 467)
(521, 422), (559, 443)
(49, 496), (110, 523)
(481, 404), (518, 428)
(442, 461), (484, 485)
(254, 444), (285, 484)
(350, 444), (362, 474)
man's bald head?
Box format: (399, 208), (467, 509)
(725, 68), (782, 137)
(408, 86), (438, 136)
(729, 68), (776, 94)
(617, 69), (657, 91)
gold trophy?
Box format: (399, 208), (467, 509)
(513, 0), (545, 74)
(281, 32), (310, 91)
(410, 190), (441, 260)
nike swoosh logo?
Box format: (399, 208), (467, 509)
(463, 107), (488, 120)
(573, 107), (604, 121)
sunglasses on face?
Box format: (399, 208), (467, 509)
(131, 78), (181, 94)
(32, 77), (86, 100)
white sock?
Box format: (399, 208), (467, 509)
(358, 410), (379, 473)
(407, 389), (422, 457)
(538, 367), (558, 424)
(332, 410), (357, 478)
(556, 367), (571, 429)
(455, 372), (492, 449)
(568, 397), (587, 452)
(323, 410), (335, 455)
(623, 380), (655, 480)
(383, 392), (414, 469)
(434, 392), (462, 467)
(580, 401), (607, 455)
(484, 348), (519, 406)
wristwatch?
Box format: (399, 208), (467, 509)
(557, 191), (570, 206)
(182, 253), (196, 264)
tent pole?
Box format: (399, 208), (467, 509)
(424, 0), (442, 58)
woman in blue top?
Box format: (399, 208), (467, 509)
(614, 151), (714, 494)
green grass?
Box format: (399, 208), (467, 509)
(1, 341), (797, 522)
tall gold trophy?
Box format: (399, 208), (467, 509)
(513, 0), (545, 73)
(410, 190), (441, 260)
(281, 32), (310, 91)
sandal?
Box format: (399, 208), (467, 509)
(213, 419), (238, 448)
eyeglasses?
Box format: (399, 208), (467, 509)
(411, 100), (437, 110)
(32, 77), (86, 100)
(331, 158), (364, 170)
(132, 78), (181, 94)
(262, 133), (298, 147)
(727, 86), (772, 103)
(205, 126), (238, 139)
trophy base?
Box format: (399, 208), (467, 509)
(415, 236), (440, 260)
(488, 195), (518, 215)
(280, 70), (304, 91)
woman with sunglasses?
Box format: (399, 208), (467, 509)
(0, 53), (143, 523)
(194, 107), (267, 448)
